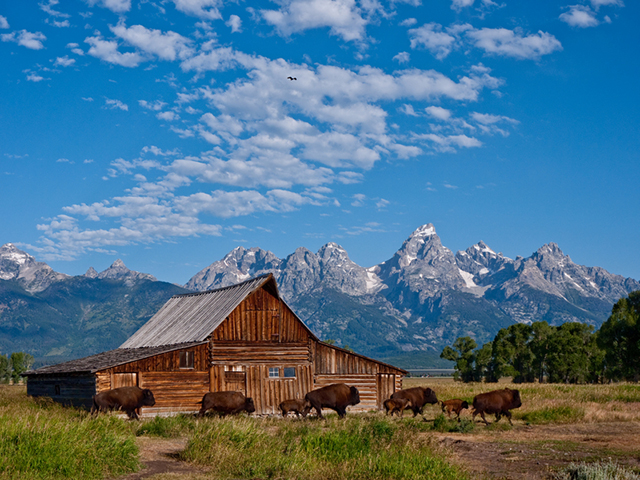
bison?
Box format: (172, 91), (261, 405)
(383, 397), (410, 417)
(305, 383), (360, 419)
(390, 386), (438, 418)
(279, 398), (311, 418)
(472, 388), (522, 425)
(198, 391), (255, 417)
(440, 399), (469, 421)
(92, 386), (156, 420)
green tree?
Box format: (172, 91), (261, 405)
(490, 323), (534, 383)
(0, 355), (10, 384)
(440, 336), (477, 382)
(529, 321), (555, 383)
(472, 342), (493, 382)
(597, 291), (640, 381)
(546, 322), (599, 384)
(9, 352), (34, 384)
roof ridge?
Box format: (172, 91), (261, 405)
(173, 272), (274, 298)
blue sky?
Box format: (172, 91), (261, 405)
(1, 0), (638, 285)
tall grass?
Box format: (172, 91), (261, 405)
(551, 460), (640, 480)
(181, 414), (469, 480)
(0, 386), (139, 480)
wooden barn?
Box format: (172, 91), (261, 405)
(24, 274), (406, 416)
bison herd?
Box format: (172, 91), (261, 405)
(91, 384), (522, 425)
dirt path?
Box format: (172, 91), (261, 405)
(113, 437), (206, 480)
(434, 421), (640, 479)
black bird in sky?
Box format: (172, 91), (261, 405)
(287, 76), (297, 81)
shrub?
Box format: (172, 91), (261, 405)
(552, 460), (640, 480)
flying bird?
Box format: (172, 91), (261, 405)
(287, 76), (297, 81)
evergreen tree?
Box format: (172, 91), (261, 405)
(597, 291), (640, 381)
(546, 322), (598, 383)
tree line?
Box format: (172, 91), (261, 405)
(441, 291), (640, 383)
(0, 352), (34, 384)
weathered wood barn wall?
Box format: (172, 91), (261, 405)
(25, 274), (406, 416)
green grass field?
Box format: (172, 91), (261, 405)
(3, 380), (640, 479)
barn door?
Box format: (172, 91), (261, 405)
(224, 371), (247, 396)
(376, 374), (395, 410)
(112, 373), (138, 389)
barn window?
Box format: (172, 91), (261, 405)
(180, 351), (194, 369)
(268, 367), (279, 378)
(283, 367), (296, 378)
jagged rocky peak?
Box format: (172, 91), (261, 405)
(0, 243), (68, 292)
(84, 267), (99, 278)
(316, 242), (379, 296)
(185, 246), (282, 292)
(456, 241), (512, 277)
(97, 259), (157, 284)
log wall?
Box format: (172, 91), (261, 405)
(26, 374), (96, 410)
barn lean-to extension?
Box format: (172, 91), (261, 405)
(24, 274), (406, 416)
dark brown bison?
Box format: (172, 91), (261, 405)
(92, 386), (156, 420)
(198, 391), (255, 417)
(390, 386), (438, 417)
(441, 399), (469, 420)
(383, 397), (410, 417)
(279, 398), (311, 418)
(472, 388), (522, 425)
(305, 383), (360, 419)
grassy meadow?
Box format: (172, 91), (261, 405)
(2, 379), (640, 479)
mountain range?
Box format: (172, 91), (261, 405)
(1, 224), (638, 368)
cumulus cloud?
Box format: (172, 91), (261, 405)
(85, 0), (131, 14)
(426, 106), (452, 121)
(226, 14), (242, 33)
(110, 22), (194, 61)
(560, 5), (599, 27)
(0, 16), (8, 29)
(451, 0), (474, 11)
(408, 23), (457, 60)
(416, 133), (482, 152)
(590, 0), (623, 9)
(26, 73), (46, 82)
(467, 27), (562, 59)
(393, 51), (410, 63)
(85, 35), (144, 67)
(170, 0), (222, 19)
(1, 30), (46, 50)
(261, 0), (368, 42)
(104, 98), (129, 110)
(54, 55), (76, 67)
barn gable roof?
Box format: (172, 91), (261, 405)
(24, 341), (207, 376)
(120, 273), (309, 349)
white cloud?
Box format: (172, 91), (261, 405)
(110, 22), (194, 61)
(261, 0), (368, 42)
(85, 35), (144, 67)
(104, 98), (129, 110)
(226, 14), (242, 33)
(451, 0), (474, 11)
(26, 73), (46, 82)
(408, 23), (457, 60)
(156, 111), (179, 121)
(400, 18), (417, 27)
(141, 146), (180, 156)
(1, 30), (47, 50)
(85, 0), (131, 14)
(0, 16), (9, 29)
(560, 5), (599, 27)
(393, 51), (410, 63)
(170, 0), (222, 19)
(467, 28), (562, 59)
(54, 55), (76, 67)
(40, 0), (70, 18)
(417, 133), (482, 152)
(426, 106), (452, 121)
(139, 100), (167, 111)
(590, 0), (623, 9)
